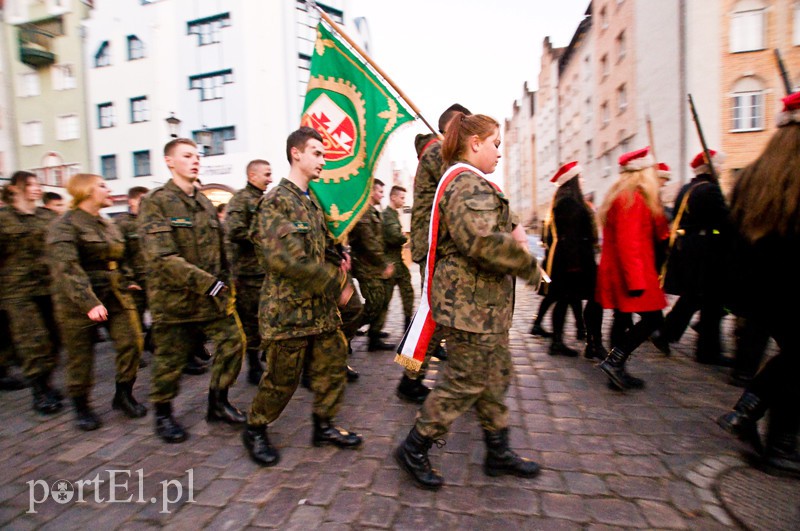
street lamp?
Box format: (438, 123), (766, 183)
(196, 125), (213, 153)
(165, 113), (181, 138)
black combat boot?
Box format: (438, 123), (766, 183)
(396, 375), (430, 404)
(311, 414), (363, 448)
(650, 329), (671, 356)
(483, 428), (541, 478)
(763, 410), (800, 478)
(31, 374), (63, 415)
(367, 333), (396, 352)
(433, 341), (448, 361)
(583, 335), (606, 360)
(346, 365), (359, 382)
(112, 381), (147, 418)
(72, 395), (101, 431)
(155, 401), (187, 443)
(599, 347), (644, 390)
(394, 426), (444, 490)
(182, 354), (208, 375)
(246, 349), (263, 385)
(242, 424), (280, 466)
(207, 388), (246, 424)
(529, 321), (552, 337)
(549, 333), (579, 357)
(0, 366), (26, 391)
(716, 391), (766, 452)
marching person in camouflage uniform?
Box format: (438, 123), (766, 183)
(47, 173), (147, 431)
(226, 159), (272, 385)
(0, 171), (62, 411)
(395, 113), (542, 490)
(242, 127), (362, 467)
(139, 138), (246, 444)
(383, 185), (414, 328)
(398, 104), (471, 403)
(349, 178), (395, 352)
(115, 186), (151, 363)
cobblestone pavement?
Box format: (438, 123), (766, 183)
(0, 271), (798, 530)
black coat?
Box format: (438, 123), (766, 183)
(543, 189), (598, 299)
(663, 174), (733, 297)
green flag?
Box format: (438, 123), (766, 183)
(301, 22), (415, 242)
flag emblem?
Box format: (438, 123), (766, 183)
(302, 93), (357, 162)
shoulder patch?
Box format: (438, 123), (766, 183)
(292, 221), (311, 233)
(170, 217), (193, 227)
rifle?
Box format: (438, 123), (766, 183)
(687, 94), (719, 183)
(774, 48), (793, 95)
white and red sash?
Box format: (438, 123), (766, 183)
(394, 162), (502, 371)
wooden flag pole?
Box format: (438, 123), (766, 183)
(646, 113), (658, 167)
(311, 5), (441, 138)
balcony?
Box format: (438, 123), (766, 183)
(18, 25), (56, 67)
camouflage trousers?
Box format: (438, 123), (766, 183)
(357, 277), (390, 336)
(2, 296), (60, 379)
(415, 326), (511, 439)
(386, 260), (414, 320)
(339, 275), (364, 343)
(150, 313), (245, 403)
(56, 293), (142, 398)
(235, 275), (264, 353)
(248, 328), (348, 426)
(0, 309), (18, 369)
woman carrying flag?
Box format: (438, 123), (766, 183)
(394, 113), (542, 490)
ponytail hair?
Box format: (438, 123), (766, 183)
(440, 113), (500, 167)
(66, 173), (103, 209)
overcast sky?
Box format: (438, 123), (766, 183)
(344, 0), (591, 184)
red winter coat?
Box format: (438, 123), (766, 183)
(595, 190), (669, 313)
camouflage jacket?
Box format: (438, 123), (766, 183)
(432, 167), (541, 334)
(0, 206), (53, 300)
(250, 178), (346, 340)
(410, 134), (443, 263)
(114, 211), (147, 283)
(46, 208), (134, 314)
(138, 179), (233, 324)
(349, 205), (389, 279)
(225, 182), (265, 278)
(382, 205), (407, 264)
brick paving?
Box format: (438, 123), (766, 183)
(0, 271), (798, 529)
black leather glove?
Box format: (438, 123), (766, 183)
(628, 289), (644, 298)
(206, 280), (226, 297)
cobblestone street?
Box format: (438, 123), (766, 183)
(0, 271), (798, 530)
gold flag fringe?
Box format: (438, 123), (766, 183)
(394, 354), (421, 372)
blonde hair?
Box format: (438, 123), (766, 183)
(598, 167), (663, 224)
(67, 173), (103, 209)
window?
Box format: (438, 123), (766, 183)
(603, 152), (612, 177)
(21, 121), (43, 146)
(19, 72), (40, 97)
(730, 3), (765, 52)
(101, 155), (117, 179)
(617, 31), (627, 61)
(617, 84), (628, 112)
(127, 35), (145, 60)
(601, 102), (610, 127)
(98, 102), (114, 128)
(51, 64), (76, 90)
(133, 150), (151, 176)
(194, 126), (235, 156)
(586, 140), (592, 163)
(130, 96), (148, 123)
(585, 97), (593, 123)
(600, 54), (609, 79)
(600, 5), (608, 29)
(189, 69), (233, 101)
(187, 12), (231, 45)
(56, 114), (79, 140)
(95, 41), (110, 67)
(732, 90), (764, 131)
(101, 154), (117, 180)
